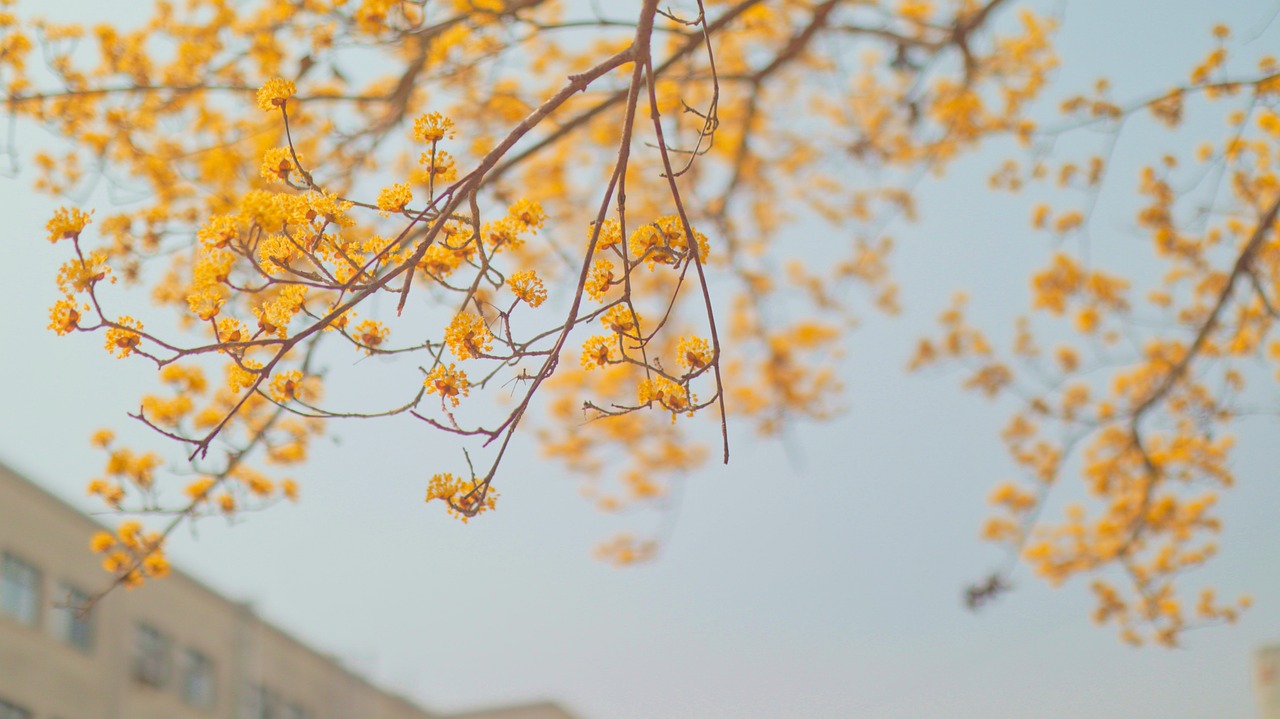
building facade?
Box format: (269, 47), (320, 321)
(1259, 645), (1280, 719)
(0, 462), (576, 719)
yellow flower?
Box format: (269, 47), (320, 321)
(48, 298), (82, 335)
(269, 370), (304, 403)
(140, 394), (194, 428)
(259, 147), (297, 184)
(89, 531), (115, 553)
(638, 376), (695, 419)
(353, 319), (389, 352)
(425, 472), (497, 522)
(143, 552), (169, 578)
(256, 77), (296, 111)
(508, 270), (547, 307)
(507, 198), (546, 231)
(676, 335), (712, 373)
(197, 215), (239, 249)
(628, 215), (709, 268)
(104, 316), (144, 358)
(216, 317), (248, 344)
(418, 243), (462, 278)
(102, 551), (129, 574)
(56, 251), (112, 294)
(1075, 306), (1099, 333)
(227, 359), (263, 393)
(117, 520), (142, 547)
(377, 183), (413, 215)
(253, 284), (307, 337)
(592, 217), (622, 249)
(424, 363), (470, 407)
(593, 533), (657, 565)
(581, 335), (614, 369)
(585, 259), (614, 301)
(257, 233), (296, 274)
(185, 477), (215, 503)
(445, 312), (493, 359)
(186, 286), (224, 321)
(413, 111), (456, 143)
(418, 149), (457, 183)
(302, 191), (355, 228)
(481, 217), (522, 253)
(46, 206), (92, 242)
(236, 467), (274, 496)
(601, 304), (640, 336)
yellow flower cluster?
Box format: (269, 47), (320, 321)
(601, 304), (640, 337)
(508, 269), (546, 307)
(47, 298), (83, 335)
(413, 111), (456, 143)
(45, 206), (92, 243)
(417, 149), (457, 183)
(417, 243), (463, 278)
(676, 335), (712, 374)
(184, 476), (216, 504)
(55, 251), (111, 295)
(592, 218), (623, 250)
(259, 147), (297, 184)
(354, 0), (397, 33)
(226, 359), (263, 393)
(257, 234), (296, 274)
(628, 215), (709, 268)
(581, 335), (614, 369)
(445, 312), (492, 359)
(424, 363), (470, 407)
(91, 520), (170, 588)
(593, 533), (657, 566)
(377, 183), (413, 215)
(353, 319), (389, 351)
(104, 316), (144, 358)
(253, 284), (308, 337)
(425, 472), (497, 522)
(638, 376), (694, 421)
(141, 392), (194, 428)
(507, 198), (546, 232)
(187, 286), (224, 321)
(269, 370), (304, 403)
(585, 258), (614, 301)
(255, 77), (296, 112)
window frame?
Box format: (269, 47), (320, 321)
(49, 582), (94, 652)
(0, 551), (42, 627)
(133, 622), (173, 688)
(180, 646), (217, 710)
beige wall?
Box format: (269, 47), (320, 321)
(0, 463), (577, 719)
(1259, 646), (1280, 719)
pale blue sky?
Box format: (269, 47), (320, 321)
(2, 2), (1279, 718)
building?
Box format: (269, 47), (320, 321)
(0, 461), (578, 719)
(1260, 645), (1280, 719)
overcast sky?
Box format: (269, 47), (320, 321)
(2, 2), (1280, 718)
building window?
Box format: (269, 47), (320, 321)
(0, 552), (41, 627)
(180, 648), (216, 709)
(241, 683), (278, 719)
(133, 623), (172, 688)
(241, 684), (307, 719)
(50, 583), (94, 652)
(0, 698), (31, 719)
